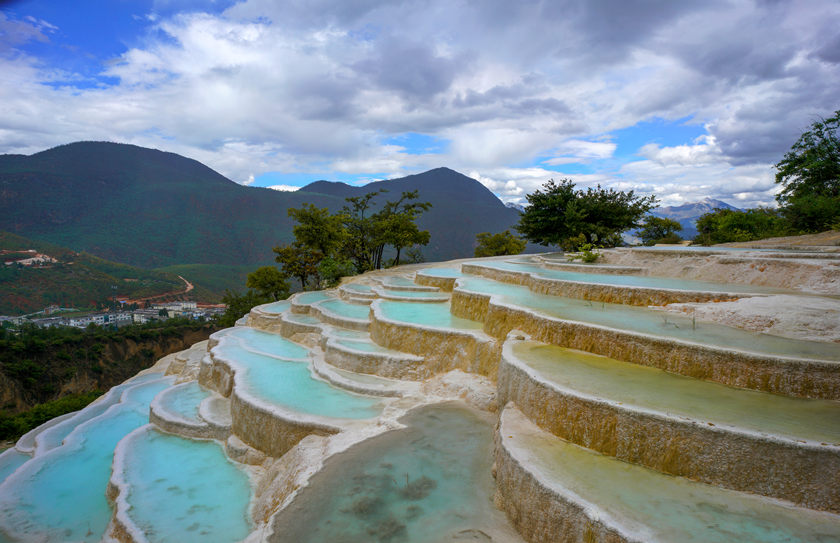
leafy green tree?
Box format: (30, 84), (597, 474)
(774, 110), (840, 232)
(287, 203), (346, 256)
(317, 257), (357, 288)
(246, 266), (290, 301)
(273, 242), (322, 290)
(474, 230), (527, 257)
(217, 289), (269, 328)
(372, 191), (431, 268)
(694, 208), (785, 245)
(340, 191), (382, 273)
(638, 216), (683, 246)
(517, 179), (656, 250)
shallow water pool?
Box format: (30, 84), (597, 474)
(119, 427), (252, 542)
(0, 376), (173, 543)
(214, 341), (383, 420)
(378, 301), (483, 331)
(270, 403), (523, 543)
(318, 299), (371, 320)
(457, 276), (840, 360)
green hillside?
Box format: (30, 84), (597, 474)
(0, 143), (524, 275)
(155, 263), (256, 301)
(0, 231), (183, 315)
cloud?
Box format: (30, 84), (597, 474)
(266, 184), (300, 192)
(0, 0), (838, 209)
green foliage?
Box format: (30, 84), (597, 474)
(288, 203), (346, 257)
(216, 290), (270, 328)
(155, 264), (256, 301)
(638, 216), (683, 246)
(317, 257), (357, 288)
(774, 110), (840, 232)
(0, 231), (184, 315)
(246, 266), (290, 301)
(780, 193), (840, 232)
(273, 242), (322, 291)
(517, 179), (656, 250)
(568, 242), (601, 263)
(474, 230), (527, 257)
(693, 208), (786, 245)
(0, 318), (216, 425)
(272, 190), (432, 289)
(0, 391), (103, 441)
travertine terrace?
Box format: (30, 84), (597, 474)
(1, 245), (839, 542)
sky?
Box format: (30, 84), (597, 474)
(1, 0), (838, 208)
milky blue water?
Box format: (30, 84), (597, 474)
(511, 409), (840, 543)
(514, 342), (840, 443)
(381, 276), (420, 288)
(456, 276), (840, 360)
(330, 329), (369, 339)
(380, 289), (449, 300)
(336, 339), (391, 354)
(295, 291), (332, 305)
(286, 312), (321, 325)
(0, 376), (173, 543)
(318, 299), (371, 320)
(378, 301), (484, 330)
(0, 449), (29, 486)
(219, 326), (309, 360)
(34, 373), (161, 454)
(214, 341), (383, 419)
(343, 284), (373, 292)
(119, 427), (252, 542)
(155, 381), (211, 423)
(260, 300), (291, 314)
(473, 260), (789, 294)
(270, 404), (523, 543)
(418, 267), (462, 278)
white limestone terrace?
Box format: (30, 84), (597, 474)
(2, 246), (839, 542)
(495, 404), (840, 543)
(498, 335), (840, 512)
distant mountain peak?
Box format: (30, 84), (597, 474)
(652, 198), (741, 239)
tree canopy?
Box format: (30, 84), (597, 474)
(246, 266), (290, 301)
(774, 110), (840, 232)
(516, 179), (656, 249)
(638, 216), (682, 246)
(694, 208), (785, 245)
(271, 191), (432, 290)
(474, 230), (527, 257)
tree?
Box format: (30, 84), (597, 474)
(372, 191), (431, 268)
(517, 179), (656, 250)
(774, 110), (840, 232)
(694, 208), (785, 245)
(217, 289), (269, 328)
(340, 191), (382, 273)
(287, 203), (346, 256)
(638, 216), (683, 246)
(474, 230), (527, 257)
(246, 266), (290, 301)
(273, 242), (322, 290)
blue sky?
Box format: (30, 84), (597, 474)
(1, 0), (839, 208)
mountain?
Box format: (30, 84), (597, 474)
(652, 198), (740, 239)
(0, 231), (185, 315)
(298, 167), (524, 261)
(0, 143), (524, 293)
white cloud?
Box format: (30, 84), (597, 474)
(0, 1), (838, 209)
(266, 184), (300, 192)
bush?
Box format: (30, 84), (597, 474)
(568, 243), (601, 263)
(693, 208), (786, 245)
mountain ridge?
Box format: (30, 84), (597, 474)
(0, 142), (524, 292)
(652, 198), (740, 239)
